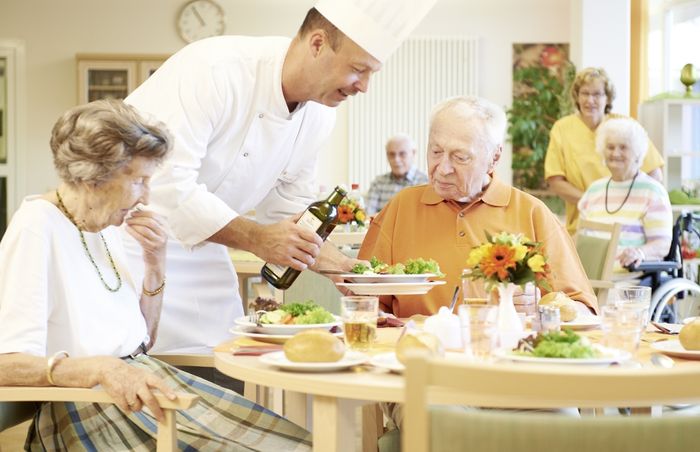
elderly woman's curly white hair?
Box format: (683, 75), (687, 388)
(50, 99), (171, 186)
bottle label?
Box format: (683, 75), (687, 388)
(266, 210), (323, 278)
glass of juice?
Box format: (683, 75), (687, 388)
(341, 296), (378, 351)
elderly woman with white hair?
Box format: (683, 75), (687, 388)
(0, 99), (311, 450)
(545, 67), (665, 235)
(578, 117), (673, 268)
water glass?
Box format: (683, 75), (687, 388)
(341, 296), (378, 351)
(600, 305), (645, 353)
(458, 304), (498, 360)
(612, 285), (652, 327)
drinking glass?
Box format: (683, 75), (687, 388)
(458, 304), (498, 360)
(461, 269), (489, 305)
(600, 305), (645, 353)
(341, 296), (378, 351)
(612, 285), (652, 327)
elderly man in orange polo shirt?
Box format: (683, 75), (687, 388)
(359, 95), (597, 317)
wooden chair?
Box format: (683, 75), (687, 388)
(0, 386), (197, 451)
(574, 219), (623, 306)
(403, 354), (700, 452)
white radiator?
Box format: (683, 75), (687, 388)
(347, 36), (480, 191)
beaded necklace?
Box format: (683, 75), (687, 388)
(604, 171), (639, 215)
(55, 190), (122, 292)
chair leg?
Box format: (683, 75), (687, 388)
(156, 409), (177, 451)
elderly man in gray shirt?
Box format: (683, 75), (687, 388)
(366, 133), (428, 215)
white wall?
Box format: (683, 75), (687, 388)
(570, 0), (631, 115)
(1, 0), (575, 203)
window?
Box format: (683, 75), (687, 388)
(648, 0), (700, 96)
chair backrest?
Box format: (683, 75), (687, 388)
(403, 354), (700, 452)
(575, 219), (622, 305)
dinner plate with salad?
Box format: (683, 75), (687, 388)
(233, 300), (340, 336)
(335, 257), (446, 294)
(493, 329), (631, 365)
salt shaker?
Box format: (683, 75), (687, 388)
(539, 305), (561, 333)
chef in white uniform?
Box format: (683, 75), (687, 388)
(122, 0), (437, 355)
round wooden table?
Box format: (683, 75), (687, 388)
(214, 326), (700, 452)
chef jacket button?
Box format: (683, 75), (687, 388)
(243, 152), (249, 157)
(258, 113), (264, 118)
(458, 231), (465, 237)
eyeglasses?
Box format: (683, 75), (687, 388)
(579, 91), (606, 99)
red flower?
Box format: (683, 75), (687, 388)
(540, 46), (564, 68)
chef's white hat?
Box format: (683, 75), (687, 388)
(314, 0), (437, 63)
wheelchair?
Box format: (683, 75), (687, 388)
(628, 211), (700, 323)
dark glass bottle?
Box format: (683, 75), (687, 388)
(261, 186), (347, 289)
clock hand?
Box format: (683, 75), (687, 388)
(192, 6), (206, 26)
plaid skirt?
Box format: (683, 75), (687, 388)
(25, 355), (312, 451)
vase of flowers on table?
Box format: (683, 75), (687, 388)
(337, 197), (367, 232)
(463, 232), (551, 349)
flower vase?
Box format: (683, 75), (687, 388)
(495, 283), (524, 350)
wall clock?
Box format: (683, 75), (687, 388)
(177, 0), (226, 43)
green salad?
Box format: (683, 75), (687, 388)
(258, 300), (335, 325)
(514, 329), (598, 359)
(351, 256), (444, 276)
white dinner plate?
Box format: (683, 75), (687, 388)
(369, 351), (469, 374)
(229, 326), (343, 345)
(259, 351), (368, 372)
(336, 280), (446, 296)
(369, 352), (406, 373)
(233, 315), (341, 335)
(650, 340), (700, 360)
(493, 345), (631, 365)
(561, 315), (602, 330)
(339, 273), (438, 284)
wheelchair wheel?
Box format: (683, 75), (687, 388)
(650, 278), (700, 323)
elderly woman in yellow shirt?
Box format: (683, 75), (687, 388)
(544, 67), (664, 234)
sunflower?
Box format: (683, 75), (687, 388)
(480, 244), (518, 280)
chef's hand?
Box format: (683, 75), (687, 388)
(304, 241), (368, 295)
(252, 214), (323, 271)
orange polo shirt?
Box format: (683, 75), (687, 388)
(358, 178), (597, 317)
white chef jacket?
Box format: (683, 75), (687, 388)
(123, 36), (336, 354)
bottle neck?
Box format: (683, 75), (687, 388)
(328, 187), (347, 206)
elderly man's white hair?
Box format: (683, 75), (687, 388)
(385, 133), (416, 151)
(595, 117), (649, 164)
(429, 96), (507, 159)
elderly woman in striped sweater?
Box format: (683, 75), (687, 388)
(577, 117), (673, 270)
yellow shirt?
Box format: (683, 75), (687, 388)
(358, 179), (597, 317)
(544, 113), (664, 234)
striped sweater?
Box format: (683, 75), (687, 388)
(578, 172), (673, 260)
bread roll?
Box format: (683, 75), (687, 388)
(284, 330), (345, 362)
(679, 320), (700, 351)
(538, 292), (578, 322)
(395, 331), (444, 365)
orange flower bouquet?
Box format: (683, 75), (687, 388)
(337, 198), (367, 227)
(463, 231), (551, 292)
(463, 232), (552, 348)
